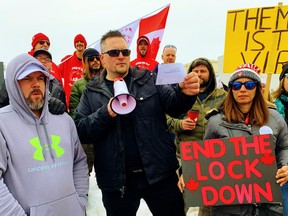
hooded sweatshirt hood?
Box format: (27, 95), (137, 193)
(188, 58), (216, 101)
(6, 53), (50, 124)
(130, 35), (159, 71)
(136, 35), (152, 59)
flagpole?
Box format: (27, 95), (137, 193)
(142, 3), (170, 18)
(88, 3), (171, 47)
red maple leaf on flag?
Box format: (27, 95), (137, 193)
(139, 5), (170, 60)
(150, 37), (161, 60)
(185, 178), (200, 192)
(260, 153), (275, 167)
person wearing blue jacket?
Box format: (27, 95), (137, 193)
(0, 53), (89, 215)
(75, 30), (200, 216)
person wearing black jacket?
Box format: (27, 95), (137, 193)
(75, 30), (200, 216)
(0, 49), (66, 114)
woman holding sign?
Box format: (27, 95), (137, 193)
(178, 64), (288, 215)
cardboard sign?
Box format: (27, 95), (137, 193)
(181, 134), (282, 207)
(223, 5), (288, 74)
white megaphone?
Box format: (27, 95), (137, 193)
(110, 77), (136, 115)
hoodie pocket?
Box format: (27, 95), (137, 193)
(29, 192), (85, 216)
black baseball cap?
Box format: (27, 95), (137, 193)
(33, 49), (52, 61)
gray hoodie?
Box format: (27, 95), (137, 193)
(0, 54), (88, 215)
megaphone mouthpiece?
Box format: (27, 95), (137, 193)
(117, 94), (128, 107)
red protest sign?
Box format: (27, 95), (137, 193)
(180, 134), (282, 207)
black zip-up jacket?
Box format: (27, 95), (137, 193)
(75, 66), (197, 191)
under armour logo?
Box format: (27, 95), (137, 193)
(29, 135), (64, 161)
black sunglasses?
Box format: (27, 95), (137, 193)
(87, 56), (100, 61)
(230, 81), (257, 90)
(102, 49), (131, 57)
(39, 40), (50, 46)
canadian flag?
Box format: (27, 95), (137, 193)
(92, 4), (170, 59)
(93, 19), (140, 52)
(139, 5), (170, 59)
(119, 20), (140, 48)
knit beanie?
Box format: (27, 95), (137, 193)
(31, 33), (50, 49)
(83, 48), (100, 60)
(229, 63), (262, 85)
(279, 63), (288, 81)
(74, 34), (87, 47)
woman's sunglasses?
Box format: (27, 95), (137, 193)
(230, 81), (257, 90)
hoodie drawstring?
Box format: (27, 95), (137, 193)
(35, 119), (55, 161)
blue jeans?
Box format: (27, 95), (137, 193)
(281, 182), (288, 215)
(101, 172), (185, 216)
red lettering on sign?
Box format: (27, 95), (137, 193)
(196, 162), (208, 181)
(202, 182), (273, 205)
(235, 184), (253, 203)
(219, 186), (236, 204)
(181, 142), (192, 160)
(245, 159), (262, 178)
(209, 161), (225, 180)
(254, 182), (273, 202)
(207, 139), (226, 158)
(258, 134), (272, 154)
(230, 134), (272, 156)
(228, 160), (243, 179)
(202, 186), (218, 205)
(192, 140), (210, 159)
(181, 139), (226, 161)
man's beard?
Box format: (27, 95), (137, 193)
(140, 50), (147, 57)
(25, 89), (44, 110)
(200, 79), (208, 88)
(90, 65), (101, 74)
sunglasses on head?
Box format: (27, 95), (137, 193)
(230, 81), (257, 90)
(87, 56), (100, 61)
(39, 40), (50, 46)
(102, 49), (131, 57)
(164, 44), (177, 50)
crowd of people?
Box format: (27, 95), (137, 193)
(0, 30), (288, 216)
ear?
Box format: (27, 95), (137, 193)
(100, 54), (106, 68)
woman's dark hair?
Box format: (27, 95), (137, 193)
(223, 85), (269, 126)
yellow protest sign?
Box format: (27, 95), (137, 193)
(224, 4), (288, 74)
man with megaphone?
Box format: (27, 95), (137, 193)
(75, 30), (200, 216)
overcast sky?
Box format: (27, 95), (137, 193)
(0, 0), (284, 67)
